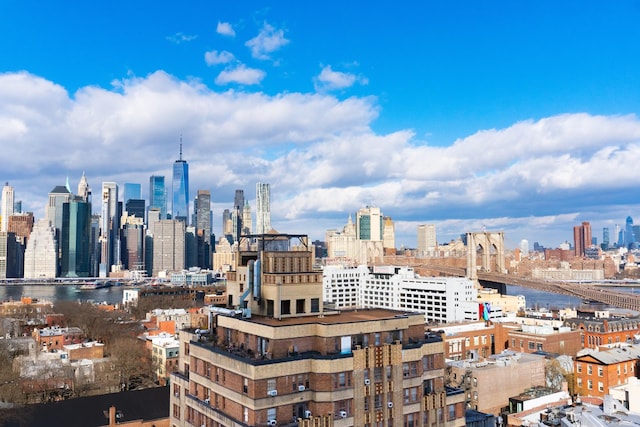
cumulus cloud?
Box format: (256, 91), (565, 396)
(314, 65), (368, 91)
(245, 22), (289, 60)
(215, 65), (266, 85)
(204, 50), (235, 66)
(1, 70), (640, 247)
(216, 21), (236, 37)
(166, 32), (197, 44)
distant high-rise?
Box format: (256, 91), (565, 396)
(232, 189), (244, 241)
(152, 219), (185, 276)
(625, 216), (636, 248)
(100, 182), (119, 277)
(149, 175), (167, 220)
(46, 185), (71, 234)
(123, 183), (141, 204)
(417, 224), (437, 256)
(195, 190), (212, 269)
(255, 183), (271, 234)
(1, 183), (15, 232)
(382, 216), (395, 250)
(172, 142), (189, 223)
(61, 197), (91, 277)
(77, 172), (90, 202)
(24, 219), (57, 279)
(242, 201), (252, 235)
(602, 227), (610, 248)
(356, 206), (382, 241)
(125, 199), (146, 219)
(520, 239), (529, 257)
(573, 221), (592, 258)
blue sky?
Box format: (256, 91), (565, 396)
(2, 1), (640, 249)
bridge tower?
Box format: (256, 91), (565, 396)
(466, 231), (505, 280)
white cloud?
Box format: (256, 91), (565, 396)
(314, 65), (368, 91)
(204, 50), (235, 66)
(166, 32), (198, 44)
(216, 21), (236, 37)
(215, 65), (266, 85)
(245, 22), (289, 60)
(2, 70), (640, 248)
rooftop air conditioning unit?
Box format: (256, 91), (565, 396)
(268, 390), (278, 397)
(364, 379), (370, 385)
(298, 385), (306, 392)
(387, 402), (394, 408)
(268, 420), (277, 426)
(304, 410), (312, 419)
(340, 411), (348, 418)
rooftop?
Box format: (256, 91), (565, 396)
(247, 308), (424, 327)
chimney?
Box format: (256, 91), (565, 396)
(109, 406), (116, 426)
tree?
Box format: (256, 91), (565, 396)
(545, 357), (572, 392)
(108, 336), (154, 391)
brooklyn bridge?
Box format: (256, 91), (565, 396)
(384, 231), (640, 313)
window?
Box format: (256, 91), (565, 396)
(598, 367), (604, 377)
(296, 299), (305, 314)
(448, 404), (456, 421)
(598, 382), (604, 392)
(267, 379), (276, 393)
(528, 342), (535, 350)
(311, 298), (320, 313)
(587, 380), (593, 390)
(576, 364), (582, 373)
(281, 300), (291, 315)
(587, 365), (593, 375)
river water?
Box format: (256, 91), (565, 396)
(0, 284), (126, 306)
(1, 283), (639, 312)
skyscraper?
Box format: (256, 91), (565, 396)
(355, 206), (382, 241)
(573, 221), (592, 258)
(123, 183), (141, 204)
(1, 183), (14, 232)
(625, 216), (636, 248)
(232, 189), (244, 241)
(149, 175), (167, 220)
(195, 190), (212, 269)
(242, 201), (252, 235)
(172, 143), (189, 223)
(255, 182), (271, 235)
(417, 224), (437, 256)
(61, 197), (91, 277)
(152, 219), (185, 276)
(100, 182), (119, 277)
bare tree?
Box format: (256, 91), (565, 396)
(107, 336), (154, 391)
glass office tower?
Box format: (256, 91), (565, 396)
(172, 144), (189, 223)
(149, 175), (166, 220)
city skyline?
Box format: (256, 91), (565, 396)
(2, 2), (640, 248)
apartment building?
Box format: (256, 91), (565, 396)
(170, 233), (466, 427)
(574, 346), (640, 399)
(323, 265), (478, 324)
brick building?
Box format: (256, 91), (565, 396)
(574, 346), (640, 399)
(170, 233), (466, 427)
(32, 326), (84, 351)
(564, 317), (640, 349)
(504, 323), (582, 357)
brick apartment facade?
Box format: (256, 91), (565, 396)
(574, 346), (640, 399)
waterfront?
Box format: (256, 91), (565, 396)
(1, 282), (639, 314)
(0, 284), (126, 306)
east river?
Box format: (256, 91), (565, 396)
(0, 282), (639, 312)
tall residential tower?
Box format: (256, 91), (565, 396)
(255, 182), (271, 234)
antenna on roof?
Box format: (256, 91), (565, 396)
(179, 134), (183, 161)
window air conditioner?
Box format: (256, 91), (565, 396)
(304, 410), (312, 418)
(298, 385), (305, 392)
(268, 389), (278, 397)
(364, 379), (370, 385)
(268, 420), (277, 426)
(204, 398), (210, 404)
(387, 402), (394, 408)
(340, 410), (348, 418)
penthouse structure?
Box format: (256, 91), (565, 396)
(170, 233), (466, 427)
